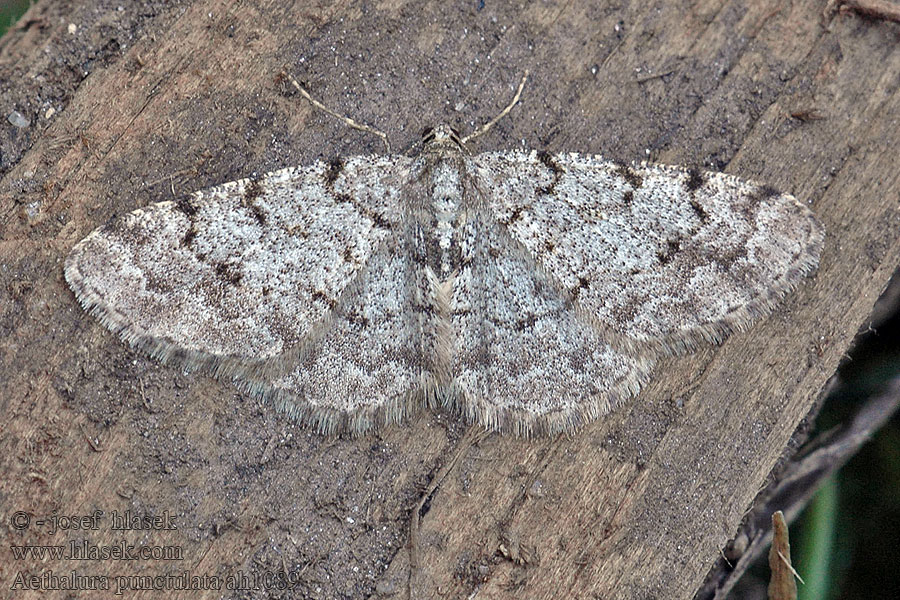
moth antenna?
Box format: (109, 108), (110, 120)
(284, 71), (391, 154)
(461, 70), (528, 144)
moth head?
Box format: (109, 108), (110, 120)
(422, 124), (463, 149)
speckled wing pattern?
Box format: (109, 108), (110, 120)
(448, 207), (655, 434)
(65, 156), (433, 432)
(65, 132), (823, 436)
(472, 152), (824, 353)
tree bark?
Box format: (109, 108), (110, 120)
(2, 1), (898, 599)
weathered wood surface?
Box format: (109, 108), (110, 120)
(1, 1), (898, 598)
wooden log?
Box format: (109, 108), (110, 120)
(2, 1), (897, 598)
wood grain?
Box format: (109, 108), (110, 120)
(2, 1), (898, 598)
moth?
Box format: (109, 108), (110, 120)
(65, 74), (824, 436)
